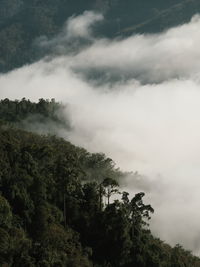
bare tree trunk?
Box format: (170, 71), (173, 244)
(63, 193), (66, 228)
(107, 188), (110, 205)
(99, 184), (103, 211)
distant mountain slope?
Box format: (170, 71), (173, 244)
(120, 0), (200, 34)
(0, 0), (199, 72)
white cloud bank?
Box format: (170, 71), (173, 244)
(1, 11), (200, 254)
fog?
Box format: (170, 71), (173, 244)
(1, 11), (200, 254)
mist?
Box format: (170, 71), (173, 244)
(1, 11), (200, 254)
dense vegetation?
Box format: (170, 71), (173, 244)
(1, 1), (200, 265)
(0, 98), (68, 135)
(0, 0), (200, 72)
(0, 99), (200, 266)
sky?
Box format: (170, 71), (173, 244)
(1, 11), (200, 254)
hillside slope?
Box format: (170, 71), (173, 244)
(0, 0), (200, 72)
(0, 99), (200, 266)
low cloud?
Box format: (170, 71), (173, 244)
(36, 11), (103, 55)
(1, 12), (200, 254)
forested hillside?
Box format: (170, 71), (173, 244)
(0, 98), (68, 135)
(0, 0), (200, 72)
(0, 99), (200, 266)
(1, 0), (200, 265)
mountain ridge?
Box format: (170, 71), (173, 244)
(0, 0), (200, 72)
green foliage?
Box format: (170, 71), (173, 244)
(0, 98), (68, 134)
(0, 99), (199, 266)
(0, 195), (12, 228)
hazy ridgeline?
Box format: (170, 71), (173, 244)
(1, 0), (200, 72)
(2, 11), (200, 254)
(1, 0), (200, 265)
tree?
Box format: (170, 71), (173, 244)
(102, 178), (119, 205)
(0, 195), (12, 228)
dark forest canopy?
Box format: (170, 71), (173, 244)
(0, 98), (69, 135)
(0, 99), (200, 266)
(1, 0), (200, 72)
